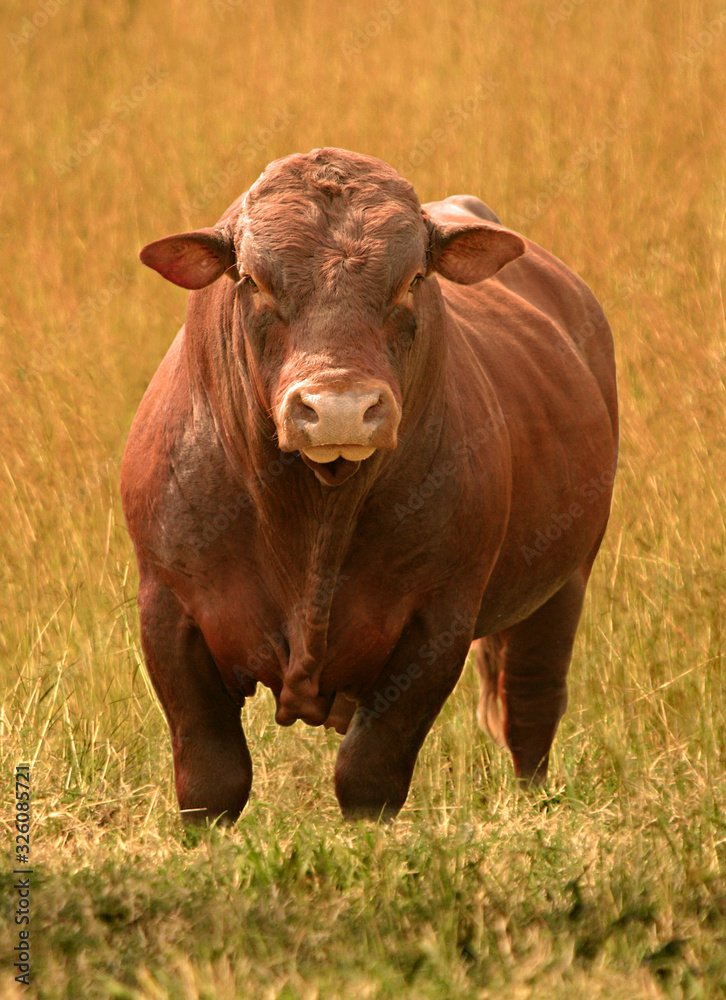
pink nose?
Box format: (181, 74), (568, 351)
(279, 382), (400, 453)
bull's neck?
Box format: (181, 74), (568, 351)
(185, 279), (270, 483)
(385, 285), (450, 483)
(183, 284), (355, 707)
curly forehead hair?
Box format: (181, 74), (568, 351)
(245, 147), (422, 214)
(236, 149), (428, 296)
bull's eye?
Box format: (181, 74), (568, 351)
(242, 274), (258, 291)
(408, 274), (425, 292)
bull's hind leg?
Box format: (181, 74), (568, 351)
(482, 566), (590, 784)
(137, 565), (252, 825)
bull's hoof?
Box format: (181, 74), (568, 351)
(179, 806), (241, 828)
(335, 771), (408, 822)
(339, 799), (402, 823)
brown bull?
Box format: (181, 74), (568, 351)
(121, 148), (617, 824)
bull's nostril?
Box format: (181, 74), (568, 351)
(363, 395), (386, 424)
(290, 395), (319, 427)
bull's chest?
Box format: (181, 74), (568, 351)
(197, 569), (416, 705)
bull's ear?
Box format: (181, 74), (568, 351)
(427, 220), (525, 285)
(139, 227), (236, 289)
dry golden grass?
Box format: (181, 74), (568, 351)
(1, 0), (725, 997)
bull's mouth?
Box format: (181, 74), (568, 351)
(300, 445), (375, 487)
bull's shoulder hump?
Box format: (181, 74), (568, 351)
(423, 196), (502, 226)
(130, 326), (190, 431)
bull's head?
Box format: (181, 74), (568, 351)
(140, 149), (524, 486)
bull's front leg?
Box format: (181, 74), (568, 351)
(137, 564), (253, 825)
(334, 607), (475, 820)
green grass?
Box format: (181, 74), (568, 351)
(2, 0), (726, 996)
(3, 661), (726, 998)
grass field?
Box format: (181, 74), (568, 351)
(2, 0), (726, 996)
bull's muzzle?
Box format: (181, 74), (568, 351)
(278, 382), (401, 462)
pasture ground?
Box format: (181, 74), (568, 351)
(1, 1), (725, 997)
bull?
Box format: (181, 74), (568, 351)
(121, 148), (618, 823)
